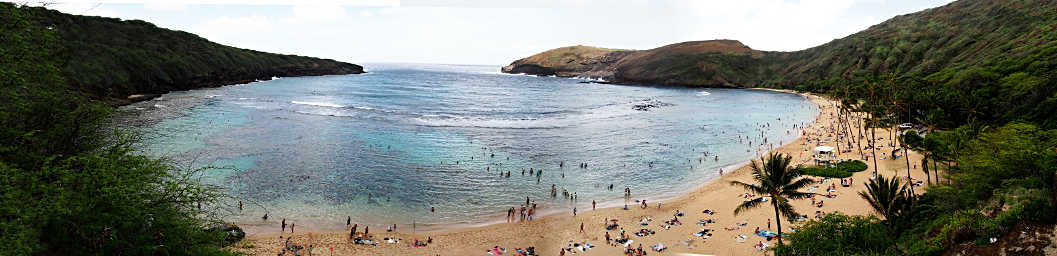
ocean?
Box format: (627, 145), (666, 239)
(116, 63), (819, 233)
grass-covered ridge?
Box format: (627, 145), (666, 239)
(506, 0), (1057, 254)
(1, 3), (356, 254)
(21, 4), (364, 105)
(505, 0), (1057, 129)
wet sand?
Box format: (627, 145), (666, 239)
(232, 90), (928, 255)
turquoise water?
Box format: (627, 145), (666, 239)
(119, 63), (819, 233)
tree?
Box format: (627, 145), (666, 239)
(731, 152), (816, 245)
(902, 130), (936, 185)
(0, 4), (237, 254)
(897, 132), (917, 192)
(859, 175), (916, 229)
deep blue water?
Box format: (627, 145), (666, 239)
(119, 63), (819, 232)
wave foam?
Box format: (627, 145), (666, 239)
(291, 101), (345, 108)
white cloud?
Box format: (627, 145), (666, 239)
(191, 15), (276, 50)
(44, 3), (122, 18)
(143, 2), (187, 11)
(286, 4), (348, 23)
(43, 0), (958, 64)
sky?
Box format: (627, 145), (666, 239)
(43, 0), (956, 65)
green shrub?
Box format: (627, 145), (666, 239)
(801, 167), (853, 178)
(774, 213), (895, 255)
(836, 160), (869, 172)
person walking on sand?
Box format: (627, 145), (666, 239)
(347, 216), (351, 227)
(281, 219), (287, 233)
(290, 222), (294, 233)
(573, 207), (577, 216)
(592, 200), (596, 210)
(580, 222), (584, 233)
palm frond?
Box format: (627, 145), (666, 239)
(782, 177), (816, 191)
(733, 197), (764, 216)
(730, 180), (768, 195)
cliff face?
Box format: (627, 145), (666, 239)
(21, 4), (364, 105)
(501, 45), (632, 78)
(503, 0), (1057, 90)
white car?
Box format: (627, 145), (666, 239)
(898, 123), (913, 129)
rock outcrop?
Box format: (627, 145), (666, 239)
(503, 40), (764, 87)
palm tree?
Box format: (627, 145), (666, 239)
(896, 133), (915, 193)
(731, 152), (815, 245)
(859, 175), (915, 228)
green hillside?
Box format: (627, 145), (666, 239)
(22, 4), (364, 105)
(764, 0), (1057, 128)
(505, 0), (1057, 129)
(504, 1), (1057, 254)
(0, 3), (359, 254)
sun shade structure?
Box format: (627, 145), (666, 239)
(814, 146), (835, 166)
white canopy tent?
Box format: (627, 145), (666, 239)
(815, 146), (834, 154)
(814, 146), (836, 166)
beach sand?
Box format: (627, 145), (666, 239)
(233, 90), (928, 256)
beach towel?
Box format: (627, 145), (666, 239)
(735, 235), (747, 243)
(756, 230), (777, 238)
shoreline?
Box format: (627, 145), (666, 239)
(233, 88), (922, 256)
(231, 89), (816, 235)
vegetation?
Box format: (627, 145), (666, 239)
(859, 175), (917, 229)
(798, 161), (866, 178)
(775, 97), (1057, 254)
(799, 167), (853, 178)
(20, 4), (362, 105)
(0, 3), (253, 254)
(835, 160), (868, 173)
(772, 213), (895, 255)
(731, 153), (816, 244)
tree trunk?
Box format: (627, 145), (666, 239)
(773, 200), (783, 245)
(870, 117), (879, 177)
(933, 158), (939, 184)
(857, 115), (865, 159)
(922, 157), (931, 185)
(905, 147), (914, 193)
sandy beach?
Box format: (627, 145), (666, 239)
(233, 90), (928, 256)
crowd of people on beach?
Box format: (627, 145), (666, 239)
(242, 95), (930, 255)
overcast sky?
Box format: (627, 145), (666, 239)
(45, 0), (955, 65)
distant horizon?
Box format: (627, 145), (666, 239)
(42, 0), (955, 65)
